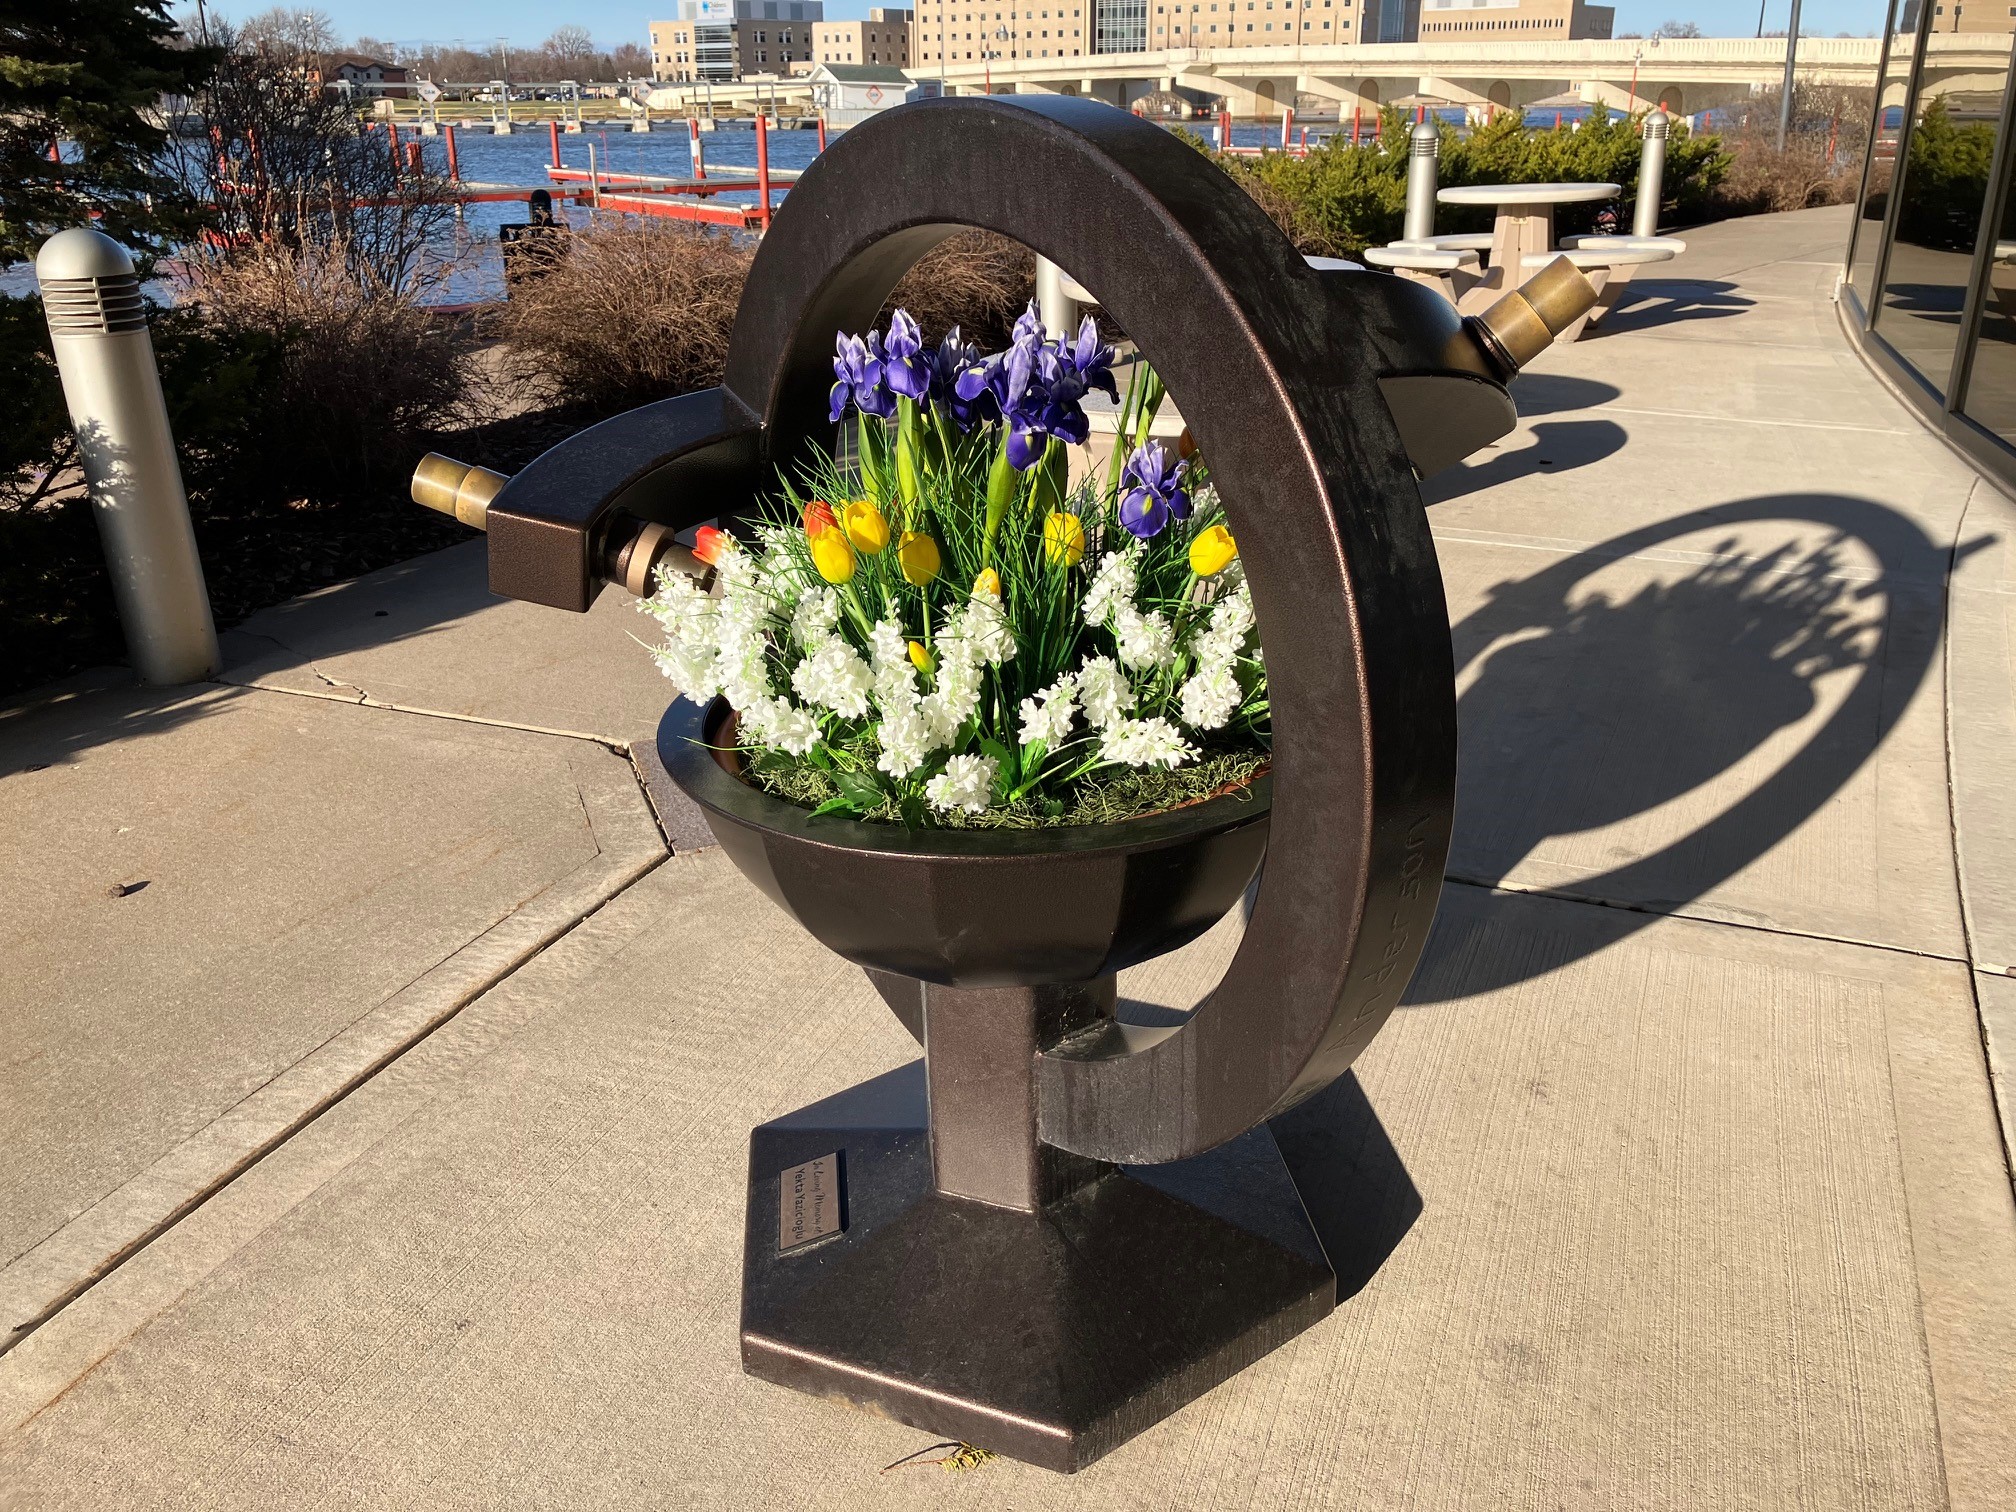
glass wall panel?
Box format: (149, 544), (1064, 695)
(1961, 112), (2016, 448)
(1847, 2), (1917, 308)
(1872, 22), (2015, 396)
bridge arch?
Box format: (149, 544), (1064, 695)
(1487, 81), (1512, 109)
(1255, 80), (1277, 116)
(1359, 78), (1380, 107)
(1656, 85), (1685, 114)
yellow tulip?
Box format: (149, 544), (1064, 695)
(1043, 511), (1086, 567)
(809, 528), (857, 584)
(971, 567), (1002, 600)
(908, 640), (933, 674)
(841, 499), (891, 556)
(1189, 523), (1238, 578)
(897, 530), (941, 586)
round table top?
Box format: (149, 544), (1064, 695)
(1437, 181), (1620, 206)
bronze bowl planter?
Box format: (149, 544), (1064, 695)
(661, 696), (1272, 987)
(403, 91), (1563, 1471)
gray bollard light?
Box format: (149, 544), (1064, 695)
(36, 228), (220, 685)
(1404, 119), (1440, 243)
(1034, 255), (1080, 340)
(1635, 109), (1670, 238)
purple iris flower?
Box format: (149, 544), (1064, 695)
(1054, 315), (1118, 405)
(956, 308), (1052, 466)
(1118, 442), (1191, 539)
(928, 327), (998, 431)
(882, 308), (932, 402)
(830, 330), (896, 424)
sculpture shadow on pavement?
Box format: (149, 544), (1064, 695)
(1414, 493), (1982, 1002)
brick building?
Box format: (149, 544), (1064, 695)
(814, 8), (914, 67)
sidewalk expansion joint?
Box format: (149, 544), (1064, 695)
(1443, 873), (1971, 968)
(207, 673), (636, 760)
(0, 840), (669, 1367)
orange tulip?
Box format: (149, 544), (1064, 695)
(691, 525), (733, 566)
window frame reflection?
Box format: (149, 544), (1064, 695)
(1841, 0), (2016, 486)
(1845, 0), (1915, 318)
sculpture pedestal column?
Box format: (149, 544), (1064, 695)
(739, 978), (1338, 1473)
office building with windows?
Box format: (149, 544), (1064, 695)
(1417, 0), (1613, 39)
(814, 9), (914, 68)
(649, 1), (823, 82)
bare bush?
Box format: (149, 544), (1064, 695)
(486, 221), (753, 416)
(175, 241), (472, 486)
(162, 22), (456, 295)
(1715, 138), (1857, 215)
(884, 231), (1037, 347)
(487, 221), (1038, 422)
(1707, 79), (1870, 217)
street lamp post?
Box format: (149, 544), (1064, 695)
(1776, 0), (1804, 151)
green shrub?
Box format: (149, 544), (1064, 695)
(1895, 96), (1997, 252)
(1215, 108), (1730, 257)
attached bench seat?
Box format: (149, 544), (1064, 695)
(1363, 245), (1483, 305)
(1557, 234), (1689, 257)
(1989, 240), (2016, 319)
(1387, 233), (1496, 254)
(1059, 253), (1366, 308)
(1518, 239), (1680, 339)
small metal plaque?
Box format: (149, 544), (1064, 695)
(778, 1151), (845, 1253)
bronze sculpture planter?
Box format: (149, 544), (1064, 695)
(663, 696), (1296, 1468)
(402, 92), (1594, 1472)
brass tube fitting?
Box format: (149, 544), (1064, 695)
(1465, 256), (1601, 378)
(411, 452), (508, 531)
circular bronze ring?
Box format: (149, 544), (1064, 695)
(720, 97), (1458, 1162)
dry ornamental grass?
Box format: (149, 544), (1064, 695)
(485, 221), (1036, 423)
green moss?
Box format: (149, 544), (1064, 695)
(739, 745), (1270, 831)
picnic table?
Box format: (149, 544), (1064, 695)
(1438, 181), (1620, 313)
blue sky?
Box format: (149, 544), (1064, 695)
(265, 1), (1890, 51)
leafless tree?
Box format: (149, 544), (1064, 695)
(238, 6), (338, 60)
(543, 25), (597, 64)
(163, 22), (454, 295)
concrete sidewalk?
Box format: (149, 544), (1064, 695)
(2, 205), (2012, 1509)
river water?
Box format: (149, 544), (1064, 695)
(2, 103), (1684, 305)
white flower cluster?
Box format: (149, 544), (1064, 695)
(1082, 544), (1176, 674)
(925, 752), (998, 814)
(1071, 550), (1254, 771)
(871, 585), (1018, 800)
(1179, 583), (1255, 732)
(640, 529), (1260, 820)
(639, 542), (824, 756)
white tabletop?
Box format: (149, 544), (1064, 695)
(1438, 182), (1620, 206)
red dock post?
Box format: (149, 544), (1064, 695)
(817, 113), (828, 154)
(1218, 109), (1232, 151)
(549, 118), (561, 169)
(1300, 126), (1308, 153)
(1351, 106), (1361, 145)
(755, 113), (772, 231)
(444, 123), (459, 180)
(1555, 110), (1563, 130)
(405, 140), (422, 173)
(388, 121), (401, 169)
(1416, 102), (1426, 125)
(689, 116), (706, 179)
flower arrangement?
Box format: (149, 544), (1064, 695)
(639, 302), (1269, 828)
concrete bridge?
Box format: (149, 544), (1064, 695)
(918, 34), (1997, 121)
